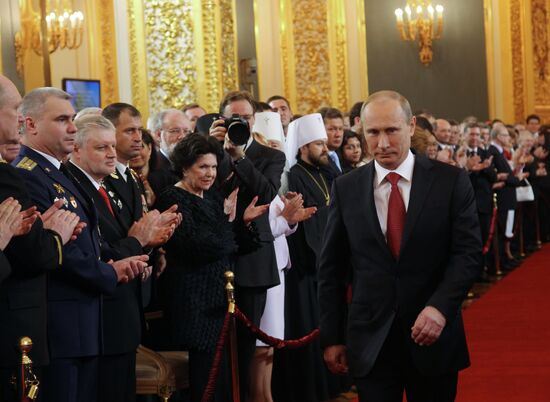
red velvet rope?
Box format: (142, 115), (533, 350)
(200, 311), (231, 402)
(483, 206), (498, 255)
(234, 306), (320, 349)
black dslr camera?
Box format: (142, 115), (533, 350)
(224, 114), (250, 146)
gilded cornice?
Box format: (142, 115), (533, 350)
(143, 0), (196, 111)
(510, 0), (525, 123)
(531, 0), (550, 105)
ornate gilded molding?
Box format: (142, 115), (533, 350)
(127, 0), (149, 119)
(97, 0), (119, 105)
(219, 0), (239, 95)
(280, 0), (297, 110)
(510, 0), (525, 123)
(200, 0), (221, 112)
(531, 0), (550, 105)
(328, 0), (349, 112)
(143, 0), (196, 111)
(292, 0), (331, 113)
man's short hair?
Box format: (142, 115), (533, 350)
(318, 107), (343, 121)
(255, 101), (273, 112)
(74, 114), (115, 146)
(182, 103), (204, 113)
(20, 87), (71, 119)
(266, 95), (290, 108)
(433, 119), (449, 132)
(448, 119), (458, 126)
(102, 102), (141, 126)
(361, 90), (413, 123)
(526, 114), (541, 124)
(150, 109), (184, 133)
(75, 107), (102, 120)
(490, 123), (506, 139)
(415, 116), (434, 134)
(219, 90), (256, 115)
(463, 122), (480, 133)
(349, 101), (364, 125)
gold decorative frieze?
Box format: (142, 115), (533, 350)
(531, 0), (550, 106)
(97, 0), (119, 105)
(127, 0), (149, 119)
(143, 0), (196, 111)
(510, 0), (525, 123)
(219, 0), (239, 95)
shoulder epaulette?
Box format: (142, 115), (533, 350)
(0, 158), (7, 164)
(16, 157), (37, 171)
(129, 168), (140, 179)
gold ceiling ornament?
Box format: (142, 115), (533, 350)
(394, 0), (443, 66)
(15, 0), (84, 76)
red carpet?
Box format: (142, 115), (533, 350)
(457, 245), (550, 402)
(348, 245), (550, 402)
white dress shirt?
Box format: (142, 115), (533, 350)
(70, 162), (101, 190)
(373, 150), (415, 238)
(31, 147), (61, 169)
(115, 161), (129, 182)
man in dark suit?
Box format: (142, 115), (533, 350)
(67, 113), (179, 402)
(488, 124), (524, 269)
(209, 90), (286, 399)
(15, 87), (148, 402)
(0, 76), (85, 402)
(463, 123), (497, 277)
(318, 107), (344, 187)
(148, 109), (192, 197)
(319, 91), (481, 402)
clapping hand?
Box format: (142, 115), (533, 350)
(41, 199), (84, 243)
(280, 192), (317, 225)
(224, 188), (239, 222)
(243, 196), (269, 224)
(0, 198), (23, 250)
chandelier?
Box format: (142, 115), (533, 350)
(394, 1), (444, 66)
(15, 0), (85, 76)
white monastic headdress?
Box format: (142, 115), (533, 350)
(285, 113), (328, 167)
(252, 112), (285, 146)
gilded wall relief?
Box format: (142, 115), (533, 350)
(531, 0), (550, 106)
(510, 0), (525, 122)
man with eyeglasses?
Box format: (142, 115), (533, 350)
(149, 109), (193, 196)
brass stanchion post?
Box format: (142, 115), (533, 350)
(19, 337), (39, 401)
(224, 271), (240, 402)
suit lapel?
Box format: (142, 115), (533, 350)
(400, 156), (434, 252)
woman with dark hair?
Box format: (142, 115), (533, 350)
(130, 129), (158, 207)
(155, 134), (268, 401)
(338, 130), (362, 173)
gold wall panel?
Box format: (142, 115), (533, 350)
(127, 0), (149, 119)
(531, 0), (550, 106)
(511, 0), (525, 122)
(279, 0), (350, 114)
(220, 0), (239, 96)
(143, 0), (196, 111)
(88, 0), (119, 106)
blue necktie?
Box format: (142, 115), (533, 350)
(329, 151), (342, 172)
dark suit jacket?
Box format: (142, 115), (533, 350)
(67, 162), (143, 355)
(0, 161), (63, 367)
(318, 155), (482, 378)
(468, 148), (497, 215)
(148, 151), (178, 199)
(94, 164), (146, 354)
(13, 146), (117, 359)
(218, 140), (286, 288)
(488, 145), (520, 211)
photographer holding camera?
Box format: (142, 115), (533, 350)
(209, 90), (286, 400)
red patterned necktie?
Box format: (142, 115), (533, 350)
(386, 172), (406, 259)
(98, 186), (115, 216)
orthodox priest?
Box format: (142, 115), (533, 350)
(273, 113), (347, 401)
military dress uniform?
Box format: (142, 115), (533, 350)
(13, 145), (118, 402)
(0, 158), (64, 402)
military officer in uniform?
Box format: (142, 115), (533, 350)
(15, 87), (149, 402)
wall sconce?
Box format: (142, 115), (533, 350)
(394, 1), (443, 66)
(15, 0), (85, 76)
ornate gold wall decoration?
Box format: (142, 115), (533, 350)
(219, 0), (239, 95)
(328, 0), (349, 111)
(127, 0), (149, 119)
(96, 0), (119, 105)
(510, 0), (525, 123)
(279, 0), (297, 110)
(143, 0), (196, 111)
(200, 0), (222, 111)
(292, 0), (331, 113)
(531, 0), (550, 105)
